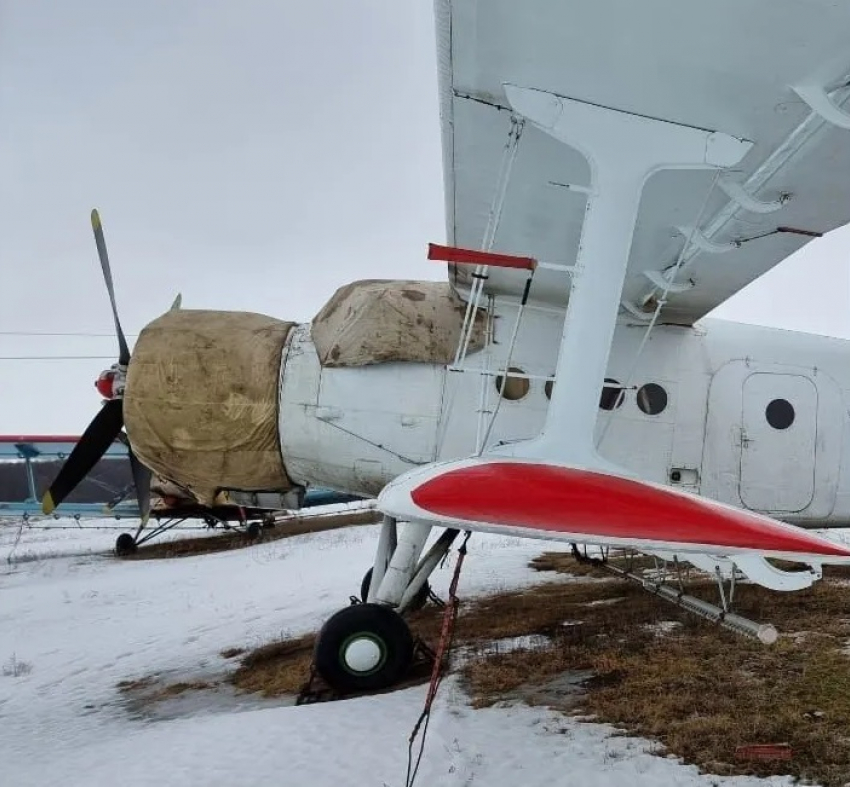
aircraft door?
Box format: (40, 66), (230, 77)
(739, 373), (817, 513)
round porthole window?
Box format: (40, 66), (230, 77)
(495, 367), (529, 401)
(765, 398), (794, 430)
(600, 378), (625, 411)
(636, 383), (667, 415)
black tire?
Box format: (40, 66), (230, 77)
(314, 603), (414, 694)
(246, 522), (262, 539)
(360, 567), (431, 611)
(115, 533), (137, 557)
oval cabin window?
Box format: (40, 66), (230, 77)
(495, 367), (529, 401)
(636, 383), (667, 415)
(600, 378), (625, 411)
(546, 377), (624, 408)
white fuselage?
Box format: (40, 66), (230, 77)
(278, 300), (850, 528)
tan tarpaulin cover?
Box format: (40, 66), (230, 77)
(311, 279), (486, 367)
(123, 309), (294, 506)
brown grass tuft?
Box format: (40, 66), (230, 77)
(153, 680), (213, 698)
(117, 676), (215, 708)
(116, 677), (156, 691)
(530, 550), (660, 578)
(230, 634), (318, 697)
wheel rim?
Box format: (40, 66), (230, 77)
(339, 632), (387, 676)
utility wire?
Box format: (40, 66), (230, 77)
(0, 331), (138, 338)
(0, 355), (115, 361)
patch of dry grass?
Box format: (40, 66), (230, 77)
(154, 680), (214, 698)
(530, 550), (668, 579)
(460, 551), (850, 786)
(230, 634), (317, 697)
(125, 509), (380, 560)
(116, 677), (156, 692)
(117, 676), (214, 706)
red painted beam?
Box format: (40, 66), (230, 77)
(428, 243), (537, 271)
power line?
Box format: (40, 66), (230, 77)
(0, 331), (138, 338)
(0, 355), (115, 361)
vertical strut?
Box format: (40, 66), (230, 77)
(376, 522), (433, 607)
(367, 515), (398, 603)
(497, 85), (751, 469)
(398, 528), (459, 613)
(454, 116), (524, 368)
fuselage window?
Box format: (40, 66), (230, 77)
(765, 398), (795, 430)
(600, 378), (625, 411)
(545, 377), (625, 408)
(495, 366), (530, 401)
(636, 383), (667, 415)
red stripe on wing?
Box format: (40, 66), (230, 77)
(410, 463), (850, 558)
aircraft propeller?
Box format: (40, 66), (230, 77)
(41, 209), (153, 523)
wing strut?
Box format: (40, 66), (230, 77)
(498, 85), (751, 468)
(793, 83), (850, 131)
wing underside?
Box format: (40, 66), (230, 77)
(435, 0), (850, 322)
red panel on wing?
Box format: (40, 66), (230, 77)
(427, 243), (537, 270)
(411, 463), (850, 557)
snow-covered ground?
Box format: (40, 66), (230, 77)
(1, 518), (799, 787)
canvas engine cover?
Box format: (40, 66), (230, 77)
(311, 279), (487, 367)
(123, 309), (294, 505)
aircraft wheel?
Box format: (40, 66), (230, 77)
(246, 522), (262, 539)
(115, 533), (137, 557)
(360, 567), (430, 611)
(314, 603), (413, 694)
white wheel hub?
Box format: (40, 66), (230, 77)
(343, 636), (383, 673)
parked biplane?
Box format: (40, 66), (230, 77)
(1, 435), (357, 554)
(39, 0), (850, 693)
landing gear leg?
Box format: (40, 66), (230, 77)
(360, 567), (430, 612)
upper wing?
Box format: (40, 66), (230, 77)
(434, 0), (850, 323)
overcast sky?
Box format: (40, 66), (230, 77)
(2, 0), (850, 434)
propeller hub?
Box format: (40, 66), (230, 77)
(95, 365), (126, 400)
